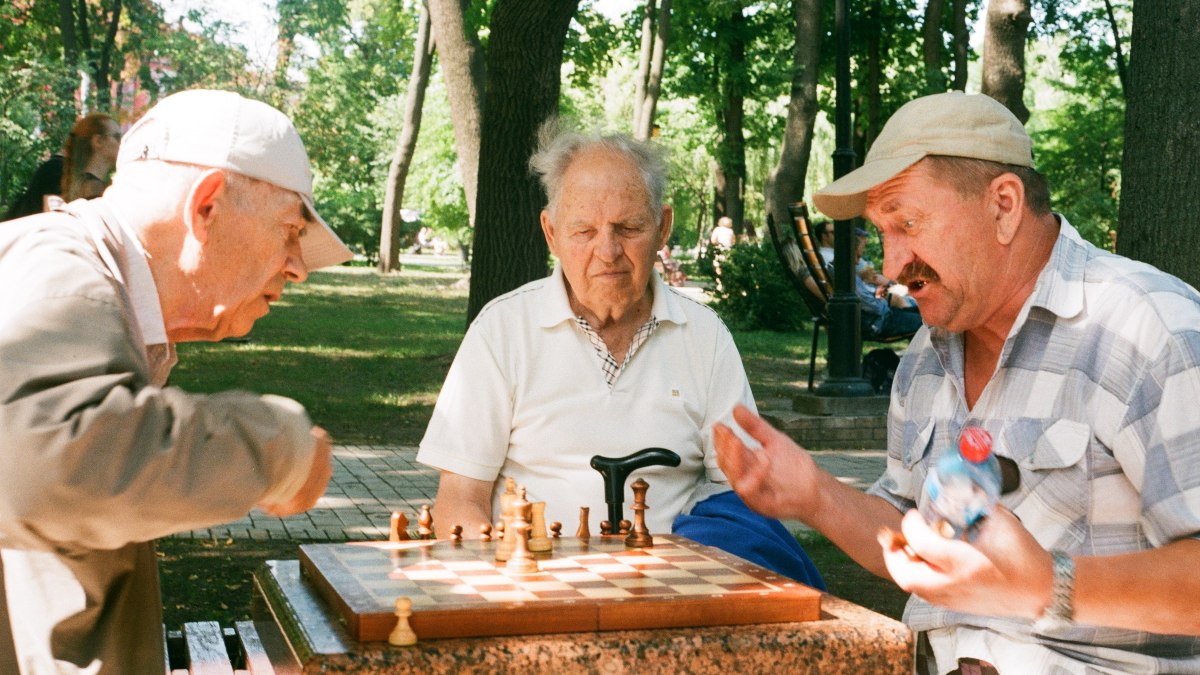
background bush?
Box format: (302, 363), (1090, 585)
(710, 241), (811, 332)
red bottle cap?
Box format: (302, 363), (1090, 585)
(959, 427), (993, 463)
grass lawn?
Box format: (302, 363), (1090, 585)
(160, 263), (908, 628)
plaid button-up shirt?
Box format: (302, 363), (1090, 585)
(869, 218), (1200, 673)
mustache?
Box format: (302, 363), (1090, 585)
(896, 260), (938, 286)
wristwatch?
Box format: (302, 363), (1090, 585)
(1033, 550), (1075, 633)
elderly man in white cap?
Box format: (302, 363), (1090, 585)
(0, 90), (352, 673)
(713, 91), (1200, 673)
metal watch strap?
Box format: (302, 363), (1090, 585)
(1033, 550), (1075, 632)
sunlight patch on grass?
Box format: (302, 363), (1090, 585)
(367, 390), (439, 407)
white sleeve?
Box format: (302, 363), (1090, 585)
(701, 329), (758, 482)
(416, 319), (513, 481)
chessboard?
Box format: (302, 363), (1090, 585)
(299, 534), (822, 642)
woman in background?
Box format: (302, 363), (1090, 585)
(61, 112), (121, 201)
(4, 112), (119, 221)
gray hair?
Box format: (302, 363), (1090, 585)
(924, 155), (1052, 216)
(529, 118), (669, 222)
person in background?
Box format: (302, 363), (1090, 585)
(710, 215), (736, 250)
(4, 112), (119, 221)
(0, 90), (352, 673)
(849, 228), (922, 340)
(714, 91), (1200, 673)
(418, 123), (824, 588)
(61, 112), (122, 202)
(813, 219), (835, 264)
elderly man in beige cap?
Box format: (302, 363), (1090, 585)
(714, 91), (1200, 673)
(0, 90), (352, 673)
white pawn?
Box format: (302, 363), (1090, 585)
(389, 596), (418, 646)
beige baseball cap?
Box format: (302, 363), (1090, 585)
(117, 89), (353, 270)
(813, 91), (1033, 220)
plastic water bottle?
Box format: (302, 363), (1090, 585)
(919, 427), (1001, 540)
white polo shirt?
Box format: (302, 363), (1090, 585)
(417, 267), (756, 533)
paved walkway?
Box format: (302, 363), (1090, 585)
(175, 445), (886, 541)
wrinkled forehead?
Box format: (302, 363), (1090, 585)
(863, 161), (933, 221)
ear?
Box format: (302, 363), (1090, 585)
(183, 169), (227, 245)
(657, 205), (674, 249)
(990, 172), (1025, 246)
(539, 209), (557, 256)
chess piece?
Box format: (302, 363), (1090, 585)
(418, 505), (434, 539)
(625, 477), (654, 548)
(506, 488), (539, 574)
(480, 523), (492, 541)
(600, 520), (612, 536)
(499, 477), (517, 516)
(389, 511), (410, 542)
(528, 502), (552, 552)
(495, 484), (519, 561)
(618, 519), (631, 535)
(494, 519), (512, 562)
(450, 524), (463, 542)
(550, 522), (562, 539)
(388, 596), (418, 646)
(576, 506), (590, 539)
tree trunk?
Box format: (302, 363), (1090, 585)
(1102, 0), (1128, 95)
(274, 0), (302, 93)
(466, 0), (580, 324)
(632, 0), (657, 133)
(980, 0), (1031, 123)
(95, 0), (122, 109)
(58, 0), (79, 66)
(634, 0), (671, 141)
(718, 6), (746, 237)
(1117, 2), (1200, 289)
(711, 162), (727, 227)
(951, 0), (969, 91)
(765, 0), (822, 235)
(76, 0), (92, 54)
(922, 0), (946, 93)
(380, 2), (434, 274)
(865, 0), (883, 149)
(427, 0), (486, 227)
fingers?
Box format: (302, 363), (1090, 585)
(260, 426), (334, 517)
(730, 405), (794, 450)
(712, 421), (751, 474)
(879, 510), (958, 592)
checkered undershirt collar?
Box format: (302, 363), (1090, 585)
(574, 315), (661, 388)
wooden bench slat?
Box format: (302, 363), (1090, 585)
(234, 621), (276, 674)
(183, 621), (235, 675)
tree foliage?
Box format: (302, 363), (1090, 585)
(0, 0), (1178, 278)
(288, 0), (416, 260)
(1029, 1), (1128, 248)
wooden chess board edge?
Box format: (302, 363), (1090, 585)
(299, 536), (825, 643)
(299, 545), (375, 640)
(365, 603), (599, 641)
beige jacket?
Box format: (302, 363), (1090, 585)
(0, 202), (315, 673)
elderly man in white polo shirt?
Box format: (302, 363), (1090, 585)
(417, 124), (823, 587)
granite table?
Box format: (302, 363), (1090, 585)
(251, 559), (913, 674)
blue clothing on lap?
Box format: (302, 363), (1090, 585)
(671, 490), (826, 590)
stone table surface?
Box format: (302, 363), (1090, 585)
(252, 560), (913, 674)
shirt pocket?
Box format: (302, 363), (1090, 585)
(900, 417), (936, 470)
(1000, 418), (1090, 548)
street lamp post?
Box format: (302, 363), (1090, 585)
(816, 0), (873, 397)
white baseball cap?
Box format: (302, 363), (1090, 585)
(117, 89), (353, 270)
(813, 92), (1033, 220)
